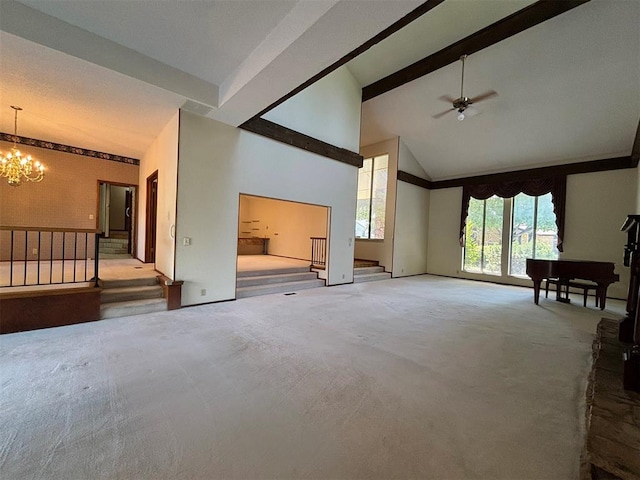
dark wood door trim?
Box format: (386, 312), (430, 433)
(145, 171), (159, 264)
(362, 0), (590, 102)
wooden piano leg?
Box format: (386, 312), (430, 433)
(533, 280), (541, 305)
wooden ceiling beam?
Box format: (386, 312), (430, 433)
(362, 0), (590, 102)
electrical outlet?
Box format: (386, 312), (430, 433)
(32, 248), (38, 255)
(89, 214), (94, 220)
(183, 237), (191, 246)
(200, 289), (206, 296)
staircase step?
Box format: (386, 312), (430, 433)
(99, 253), (133, 260)
(354, 266), (385, 275)
(100, 298), (167, 319)
(101, 238), (129, 245)
(237, 271), (319, 288)
(101, 285), (163, 303)
(354, 259), (379, 268)
(102, 277), (159, 289)
(99, 246), (129, 254)
(353, 272), (392, 283)
(236, 279), (324, 299)
(237, 266), (310, 278)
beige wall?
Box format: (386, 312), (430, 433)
(0, 141), (138, 261)
(355, 137), (399, 271)
(392, 141), (430, 277)
(426, 169), (636, 299)
(0, 141), (138, 229)
(137, 112), (179, 277)
(176, 112), (358, 306)
(563, 169), (635, 299)
(239, 195), (328, 261)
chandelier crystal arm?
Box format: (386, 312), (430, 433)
(1, 106), (45, 186)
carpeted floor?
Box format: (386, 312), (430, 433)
(0, 275), (626, 479)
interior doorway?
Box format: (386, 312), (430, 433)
(98, 181), (137, 258)
(237, 194), (329, 271)
(145, 171), (159, 264)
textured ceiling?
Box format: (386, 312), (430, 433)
(1, 0), (638, 177)
(355, 0), (640, 180)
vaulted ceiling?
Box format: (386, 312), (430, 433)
(1, 0), (638, 180)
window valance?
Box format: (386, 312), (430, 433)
(459, 175), (567, 251)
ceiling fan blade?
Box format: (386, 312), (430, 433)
(432, 108), (455, 119)
(469, 90), (498, 104)
(438, 95), (457, 104)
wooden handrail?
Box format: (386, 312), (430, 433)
(0, 226), (101, 234)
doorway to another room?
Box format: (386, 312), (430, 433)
(98, 181), (137, 259)
(236, 194), (330, 299)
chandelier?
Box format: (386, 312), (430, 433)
(1, 106), (45, 186)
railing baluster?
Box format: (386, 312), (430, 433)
(1, 227), (101, 288)
(37, 231), (41, 285)
(94, 233), (100, 287)
(49, 231), (54, 284)
(73, 232), (78, 283)
(23, 230), (28, 286)
(10, 230), (14, 286)
(84, 233), (88, 282)
(61, 232), (66, 284)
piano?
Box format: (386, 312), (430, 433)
(526, 258), (619, 310)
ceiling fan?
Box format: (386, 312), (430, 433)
(433, 54), (497, 121)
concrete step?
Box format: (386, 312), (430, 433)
(100, 298), (167, 319)
(353, 272), (392, 283)
(237, 266), (310, 278)
(354, 266), (385, 275)
(101, 285), (163, 303)
(237, 271), (319, 288)
(236, 279), (324, 299)
(102, 277), (159, 289)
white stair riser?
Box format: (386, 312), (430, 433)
(237, 272), (318, 287)
(353, 273), (392, 283)
(237, 279), (324, 298)
(354, 266), (385, 274)
(237, 266), (311, 278)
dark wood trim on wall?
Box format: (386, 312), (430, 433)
(240, 118), (363, 167)
(398, 156), (637, 190)
(397, 170), (433, 189)
(632, 119), (640, 162)
(0, 133), (140, 165)
(248, 0), (445, 121)
(362, 0), (590, 102)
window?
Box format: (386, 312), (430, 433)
(355, 154), (388, 239)
(463, 196), (504, 274)
(463, 193), (559, 275)
(509, 192), (558, 276)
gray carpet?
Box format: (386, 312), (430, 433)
(0, 275), (626, 479)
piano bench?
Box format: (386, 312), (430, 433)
(545, 278), (599, 307)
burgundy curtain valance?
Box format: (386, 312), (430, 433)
(459, 175), (567, 251)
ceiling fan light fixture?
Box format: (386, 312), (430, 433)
(457, 112), (465, 121)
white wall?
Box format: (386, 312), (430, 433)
(354, 137), (399, 271)
(176, 112), (358, 306)
(427, 187), (463, 278)
(393, 142), (430, 277)
(426, 169), (636, 299)
(262, 66), (362, 152)
(563, 169), (635, 299)
(137, 111), (179, 278)
(239, 195), (328, 261)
